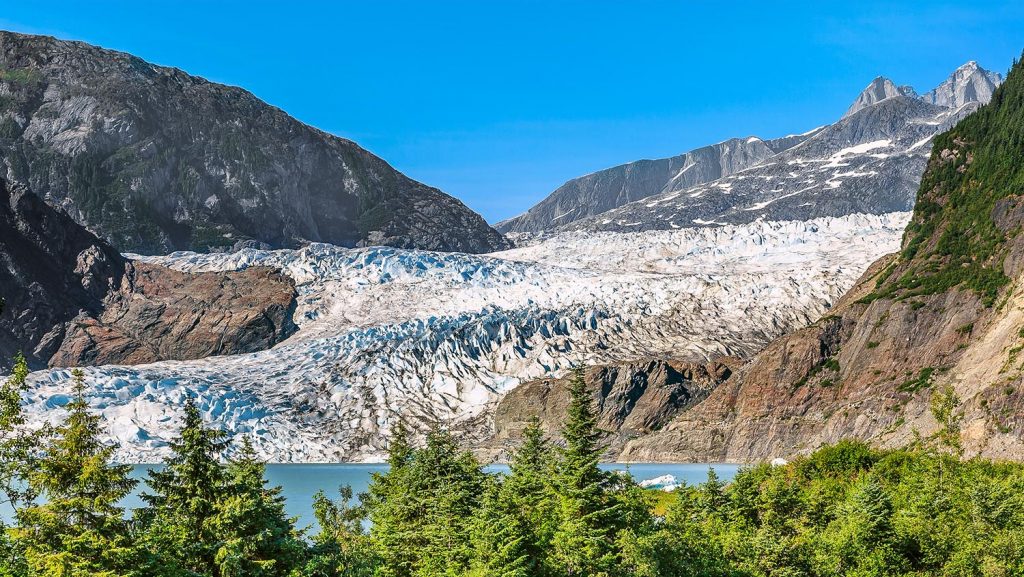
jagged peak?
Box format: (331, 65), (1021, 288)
(921, 60), (1003, 109)
(843, 76), (913, 118)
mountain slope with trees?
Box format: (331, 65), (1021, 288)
(621, 52), (1024, 464)
(0, 31), (508, 254)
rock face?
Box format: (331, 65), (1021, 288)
(0, 178), (298, 370)
(478, 359), (738, 461)
(0, 31), (507, 254)
(0, 177), (125, 368)
(507, 62), (1002, 237)
(564, 97), (974, 232)
(51, 262), (297, 368)
(620, 57), (1024, 463)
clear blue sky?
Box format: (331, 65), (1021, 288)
(2, 1), (1022, 223)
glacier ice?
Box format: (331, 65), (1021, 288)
(16, 213), (910, 462)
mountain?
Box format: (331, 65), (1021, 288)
(563, 97), (973, 232)
(9, 54), (1006, 463)
(505, 62), (1001, 237)
(0, 31), (507, 254)
(494, 136), (800, 234)
(620, 53), (1024, 463)
(0, 178), (297, 370)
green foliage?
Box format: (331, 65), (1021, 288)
(138, 397), (231, 575)
(367, 425), (486, 577)
(13, 369), (140, 576)
(0, 354), (40, 511)
(0, 69), (42, 85)
(669, 442), (1024, 577)
(1, 356), (1020, 576)
(470, 417), (555, 577)
(301, 485), (377, 577)
(866, 52), (1024, 307)
(550, 366), (626, 576)
(211, 438), (306, 577)
(899, 366), (936, 393)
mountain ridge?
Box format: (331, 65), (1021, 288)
(502, 61), (1002, 236)
(0, 30), (508, 254)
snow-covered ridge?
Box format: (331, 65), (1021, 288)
(22, 213), (910, 462)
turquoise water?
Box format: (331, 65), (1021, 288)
(117, 462), (740, 530)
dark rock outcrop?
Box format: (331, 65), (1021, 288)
(0, 31), (508, 254)
(0, 178), (125, 367)
(51, 262), (297, 367)
(0, 179), (297, 370)
(477, 358), (738, 461)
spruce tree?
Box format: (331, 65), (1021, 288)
(211, 437), (305, 577)
(486, 417), (558, 577)
(139, 397), (230, 575)
(468, 477), (531, 577)
(409, 429), (485, 577)
(365, 420), (417, 577)
(0, 353), (41, 576)
(367, 424), (485, 577)
(13, 369), (139, 576)
(0, 353), (38, 510)
(550, 366), (621, 576)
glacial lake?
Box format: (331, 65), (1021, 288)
(116, 462), (742, 529)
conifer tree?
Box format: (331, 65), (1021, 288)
(368, 424), (485, 577)
(0, 353), (38, 510)
(211, 437), (305, 577)
(478, 416), (558, 577)
(550, 366), (621, 576)
(13, 369), (139, 576)
(0, 353), (41, 576)
(302, 485), (377, 577)
(139, 397), (230, 575)
(365, 420), (417, 577)
(468, 477), (531, 577)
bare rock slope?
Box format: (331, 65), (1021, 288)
(504, 62), (1002, 236)
(478, 359), (739, 461)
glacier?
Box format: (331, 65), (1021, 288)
(18, 213), (910, 462)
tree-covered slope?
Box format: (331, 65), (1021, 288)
(869, 53), (1024, 306)
(0, 31), (508, 254)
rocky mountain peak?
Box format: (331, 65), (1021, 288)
(921, 60), (1003, 109)
(843, 76), (916, 118)
(620, 53), (1024, 464)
